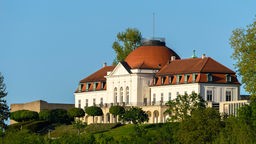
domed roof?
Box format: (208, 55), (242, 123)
(125, 39), (180, 69)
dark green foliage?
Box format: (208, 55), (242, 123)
(4, 129), (45, 144)
(0, 73), (10, 130)
(68, 107), (85, 121)
(109, 105), (125, 122)
(39, 109), (51, 121)
(177, 108), (221, 144)
(10, 110), (39, 122)
(165, 92), (205, 121)
(230, 20), (256, 97)
(7, 120), (35, 131)
(120, 107), (148, 124)
(49, 109), (70, 124)
(216, 116), (255, 144)
(72, 120), (87, 135)
(23, 120), (50, 133)
(85, 106), (103, 123)
(50, 133), (96, 144)
(112, 28), (142, 65)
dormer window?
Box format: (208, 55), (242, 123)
(93, 82), (98, 90)
(176, 75), (182, 84)
(168, 76), (173, 84)
(101, 82), (106, 89)
(86, 83), (91, 91)
(207, 73), (213, 82)
(161, 76), (166, 84)
(153, 77), (158, 85)
(226, 74), (231, 83)
(78, 83), (83, 92)
(192, 73), (198, 82)
(184, 74), (190, 83)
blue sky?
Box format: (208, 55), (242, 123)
(1, 1), (255, 106)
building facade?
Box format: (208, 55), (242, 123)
(74, 38), (249, 124)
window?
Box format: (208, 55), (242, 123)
(85, 99), (88, 107)
(100, 98), (103, 105)
(120, 87), (123, 103)
(207, 73), (213, 82)
(168, 76), (173, 84)
(153, 77), (158, 85)
(114, 87), (117, 104)
(153, 94), (156, 105)
(168, 92), (172, 101)
(161, 93), (164, 102)
(176, 75), (182, 84)
(78, 100), (81, 108)
(176, 92), (179, 96)
(161, 77), (166, 84)
(192, 73), (198, 82)
(86, 83), (91, 91)
(226, 74), (231, 83)
(226, 91), (232, 101)
(93, 98), (96, 105)
(93, 82), (98, 90)
(184, 74), (190, 83)
(78, 84), (83, 92)
(207, 90), (213, 101)
(126, 87), (129, 104)
(101, 82), (106, 89)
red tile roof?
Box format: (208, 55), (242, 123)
(125, 45), (180, 69)
(80, 66), (115, 83)
(157, 57), (235, 75)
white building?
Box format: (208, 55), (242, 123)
(74, 38), (248, 124)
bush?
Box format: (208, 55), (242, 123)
(23, 120), (50, 133)
(10, 110), (39, 122)
(39, 109), (51, 121)
(68, 108), (85, 120)
(49, 109), (71, 124)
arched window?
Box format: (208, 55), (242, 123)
(126, 87), (129, 104)
(114, 87), (117, 104)
(120, 87), (123, 103)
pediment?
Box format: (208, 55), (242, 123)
(108, 62), (131, 76)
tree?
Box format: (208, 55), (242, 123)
(177, 108), (221, 144)
(72, 120), (87, 135)
(49, 109), (70, 124)
(85, 106), (103, 123)
(0, 73), (9, 130)
(230, 20), (256, 97)
(112, 28), (142, 65)
(164, 92), (205, 122)
(120, 107), (148, 124)
(109, 105), (125, 123)
(10, 110), (38, 122)
(68, 108), (85, 121)
(39, 109), (51, 121)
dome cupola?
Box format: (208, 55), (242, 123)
(125, 38), (180, 69)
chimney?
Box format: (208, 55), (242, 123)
(202, 54), (206, 59)
(171, 56), (176, 61)
(103, 62), (107, 67)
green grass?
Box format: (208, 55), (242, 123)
(50, 124), (79, 138)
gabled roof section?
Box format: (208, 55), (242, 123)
(108, 61), (131, 76)
(157, 57), (235, 75)
(80, 66), (115, 83)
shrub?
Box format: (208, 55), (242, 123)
(10, 110), (39, 122)
(39, 109), (51, 121)
(68, 108), (85, 121)
(49, 109), (71, 124)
